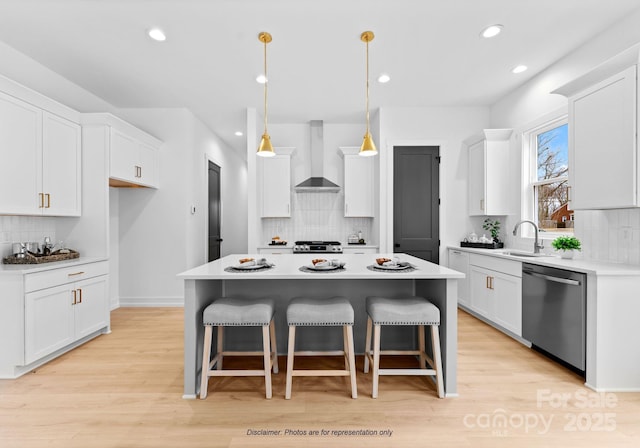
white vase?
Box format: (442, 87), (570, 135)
(560, 250), (575, 260)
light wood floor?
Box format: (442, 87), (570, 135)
(1, 308), (639, 448)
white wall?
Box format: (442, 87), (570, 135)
(378, 106), (491, 260)
(114, 108), (247, 306)
(490, 8), (640, 264)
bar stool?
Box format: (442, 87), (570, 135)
(200, 297), (278, 399)
(363, 296), (444, 398)
(285, 296), (357, 399)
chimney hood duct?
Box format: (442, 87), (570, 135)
(294, 120), (340, 193)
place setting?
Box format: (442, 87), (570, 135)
(367, 257), (416, 272)
(299, 258), (346, 273)
(224, 257), (275, 273)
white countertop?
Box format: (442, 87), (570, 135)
(449, 246), (640, 277)
(0, 257), (108, 275)
(178, 253), (464, 280)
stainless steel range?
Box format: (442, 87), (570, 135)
(293, 241), (343, 254)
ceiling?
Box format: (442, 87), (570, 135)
(1, 0), (639, 156)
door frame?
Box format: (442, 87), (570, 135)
(381, 140), (446, 258)
(204, 154), (223, 263)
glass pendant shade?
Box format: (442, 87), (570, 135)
(257, 132), (275, 157)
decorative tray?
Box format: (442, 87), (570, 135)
(460, 242), (504, 249)
(3, 250), (80, 265)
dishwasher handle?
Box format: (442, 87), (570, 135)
(523, 269), (581, 286)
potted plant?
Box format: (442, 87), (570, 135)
(482, 218), (503, 248)
(551, 236), (581, 259)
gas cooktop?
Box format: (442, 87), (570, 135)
(293, 241), (343, 254)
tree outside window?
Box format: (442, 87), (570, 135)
(532, 122), (573, 234)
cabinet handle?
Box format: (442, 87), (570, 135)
(77, 288), (82, 304)
(39, 193), (45, 208)
(45, 193), (51, 208)
(72, 289), (77, 305)
(490, 276), (494, 290)
(138, 166), (142, 178)
(486, 276), (490, 289)
(68, 271), (85, 277)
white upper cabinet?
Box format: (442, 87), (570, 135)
(340, 147), (375, 217)
(0, 89), (81, 216)
(42, 112), (81, 216)
(553, 47), (640, 209)
(465, 129), (513, 216)
(82, 113), (161, 189)
(260, 148), (294, 218)
(110, 128), (159, 188)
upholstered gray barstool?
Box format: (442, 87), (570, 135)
(200, 297), (278, 399)
(285, 296), (357, 399)
(363, 296), (444, 398)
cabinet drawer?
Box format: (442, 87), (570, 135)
(469, 254), (521, 277)
(25, 261), (108, 293)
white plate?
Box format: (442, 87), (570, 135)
(232, 264), (269, 270)
(305, 264), (343, 271)
(372, 263), (412, 271)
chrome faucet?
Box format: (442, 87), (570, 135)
(512, 220), (544, 254)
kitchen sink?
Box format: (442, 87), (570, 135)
(501, 250), (552, 258)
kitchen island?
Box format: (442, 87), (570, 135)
(177, 253), (464, 399)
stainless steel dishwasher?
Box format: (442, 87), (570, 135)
(522, 263), (586, 372)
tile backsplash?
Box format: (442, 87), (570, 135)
(574, 209), (640, 265)
(260, 192), (373, 245)
(499, 209), (640, 265)
(0, 216), (57, 258)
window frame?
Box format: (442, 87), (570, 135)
(521, 113), (572, 238)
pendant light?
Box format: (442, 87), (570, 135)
(359, 30), (377, 157)
(257, 31), (275, 157)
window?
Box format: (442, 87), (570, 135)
(524, 117), (573, 235)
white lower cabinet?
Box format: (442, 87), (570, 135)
(342, 247), (378, 254)
(465, 252), (522, 337)
(0, 260), (109, 378)
(257, 247), (293, 255)
(25, 275), (108, 364)
(447, 249), (470, 307)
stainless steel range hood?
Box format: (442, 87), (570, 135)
(294, 120), (340, 193)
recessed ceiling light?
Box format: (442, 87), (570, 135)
(480, 24), (503, 38)
(377, 73), (391, 83)
(512, 65), (528, 74)
(148, 28), (166, 42)
(235, 131), (243, 136)
(256, 74), (267, 84)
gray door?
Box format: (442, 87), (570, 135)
(393, 146), (440, 263)
(208, 161), (222, 262)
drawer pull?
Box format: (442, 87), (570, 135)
(45, 193), (51, 208)
(68, 271), (85, 277)
(39, 193), (45, 208)
(77, 288), (82, 304)
(72, 289), (77, 305)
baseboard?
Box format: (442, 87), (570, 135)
(118, 296), (184, 307)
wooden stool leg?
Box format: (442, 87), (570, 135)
(262, 325), (272, 399)
(372, 324), (381, 399)
(364, 316), (372, 373)
(200, 325), (213, 399)
(342, 326), (349, 370)
(431, 325), (444, 398)
(216, 326), (224, 370)
(418, 325), (427, 369)
(269, 318), (279, 374)
(285, 326), (296, 400)
(346, 325), (358, 399)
